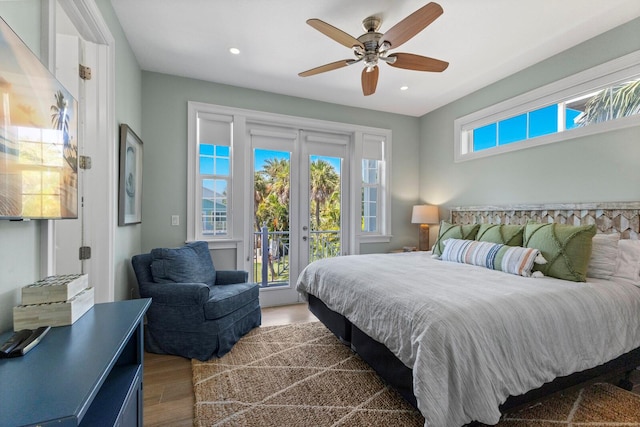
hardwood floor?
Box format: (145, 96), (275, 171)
(143, 303), (317, 426)
(143, 303), (640, 426)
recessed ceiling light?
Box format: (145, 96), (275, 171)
(229, 48), (240, 55)
(400, 86), (409, 91)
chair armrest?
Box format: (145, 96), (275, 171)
(138, 281), (210, 305)
(215, 270), (249, 285)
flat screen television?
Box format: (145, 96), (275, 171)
(0, 16), (78, 220)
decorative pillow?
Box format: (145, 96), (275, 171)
(150, 241), (216, 286)
(432, 221), (480, 257)
(612, 239), (640, 285)
(476, 224), (525, 246)
(440, 238), (544, 277)
(524, 222), (596, 282)
(586, 233), (620, 280)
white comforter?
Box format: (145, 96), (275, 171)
(295, 252), (640, 427)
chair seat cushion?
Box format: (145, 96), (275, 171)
(150, 241), (216, 287)
(204, 282), (260, 320)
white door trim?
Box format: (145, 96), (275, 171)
(41, 0), (116, 301)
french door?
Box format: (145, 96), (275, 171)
(250, 127), (349, 307)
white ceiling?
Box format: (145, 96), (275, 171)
(110, 0), (640, 117)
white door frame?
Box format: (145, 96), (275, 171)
(40, 0), (116, 302)
(249, 126), (301, 307)
(249, 127), (350, 307)
(299, 131), (350, 265)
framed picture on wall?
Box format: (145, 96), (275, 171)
(118, 124), (143, 225)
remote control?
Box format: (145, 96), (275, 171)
(12, 326), (51, 356)
(0, 329), (32, 355)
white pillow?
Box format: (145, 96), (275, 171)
(587, 233), (620, 280)
(612, 239), (640, 285)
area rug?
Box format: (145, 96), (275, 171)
(192, 322), (640, 427)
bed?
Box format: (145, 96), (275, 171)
(295, 202), (640, 427)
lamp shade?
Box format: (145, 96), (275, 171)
(411, 205), (439, 224)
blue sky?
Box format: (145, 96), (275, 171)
(254, 149), (341, 174)
(473, 105), (582, 151)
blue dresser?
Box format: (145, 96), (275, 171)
(0, 298), (151, 426)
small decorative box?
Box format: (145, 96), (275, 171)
(21, 274), (89, 305)
(13, 287), (95, 330)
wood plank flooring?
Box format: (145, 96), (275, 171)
(143, 303), (317, 426)
(142, 303), (640, 426)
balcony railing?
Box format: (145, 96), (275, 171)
(253, 227), (340, 287)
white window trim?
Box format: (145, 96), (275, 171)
(193, 112), (234, 241)
(355, 132), (391, 243)
(454, 50), (640, 163)
(187, 102), (392, 263)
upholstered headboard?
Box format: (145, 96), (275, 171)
(449, 202), (640, 239)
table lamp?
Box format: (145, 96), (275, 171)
(411, 205), (439, 251)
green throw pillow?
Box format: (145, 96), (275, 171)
(476, 224), (524, 246)
(432, 221), (480, 256)
(524, 222), (596, 282)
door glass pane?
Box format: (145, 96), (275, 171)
(309, 155), (341, 262)
(253, 149), (290, 288)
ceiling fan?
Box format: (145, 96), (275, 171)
(299, 2), (449, 96)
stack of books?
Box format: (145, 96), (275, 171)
(13, 274), (94, 330)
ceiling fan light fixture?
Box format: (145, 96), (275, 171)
(300, 2), (448, 96)
(229, 47), (240, 55)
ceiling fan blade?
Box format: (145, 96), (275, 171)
(361, 66), (379, 96)
(307, 19), (364, 49)
(299, 59), (351, 77)
(380, 2), (443, 49)
(387, 53), (448, 72)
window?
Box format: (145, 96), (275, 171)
(455, 51), (640, 162)
(359, 134), (388, 241)
(19, 127), (65, 217)
(200, 146), (229, 236)
(361, 159), (378, 232)
(188, 102), (393, 254)
(195, 113), (233, 239)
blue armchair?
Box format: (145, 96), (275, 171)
(131, 241), (261, 360)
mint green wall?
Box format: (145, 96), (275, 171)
(420, 18), (640, 215)
(0, 2), (44, 332)
(95, 0), (143, 301)
(0, 1), (142, 333)
(141, 72), (421, 263)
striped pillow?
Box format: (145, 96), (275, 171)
(440, 238), (544, 277)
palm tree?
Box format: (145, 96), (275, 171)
(574, 79), (640, 127)
(255, 157), (290, 233)
(50, 90), (68, 134)
(309, 159), (339, 230)
(263, 158), (290, 206)
(254, 171), (268, 231)
(50, 90), (77, 172)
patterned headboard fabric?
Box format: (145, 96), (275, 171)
(450, 202), (640, 239)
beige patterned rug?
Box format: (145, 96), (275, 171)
(192, 322), (640, 427)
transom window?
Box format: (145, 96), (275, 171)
(455, 51), (640, 162)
